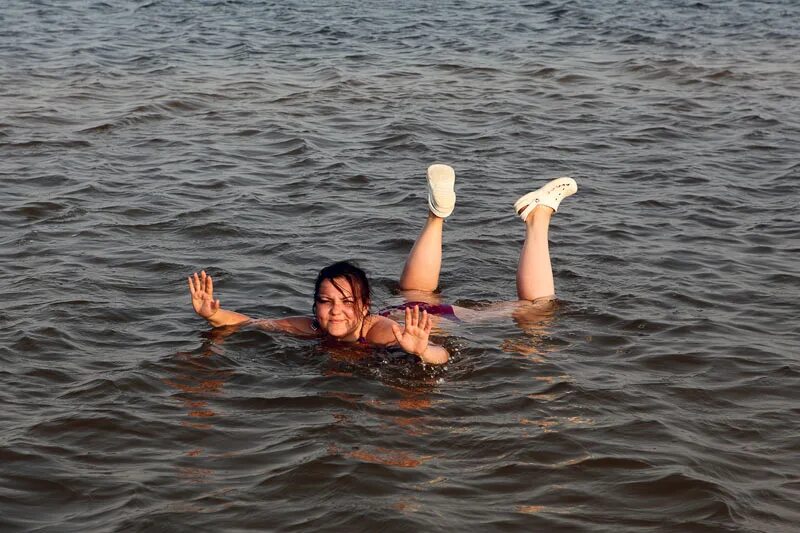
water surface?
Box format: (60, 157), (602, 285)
(1, 1), (799, 531)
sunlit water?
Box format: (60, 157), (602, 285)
(2, 1), (799, 531)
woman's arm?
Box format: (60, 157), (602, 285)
(188, 271), (251, 328)
(251, 316), (318, 336)
(189, 272), (319, 336)
(365, 307), (449, 365)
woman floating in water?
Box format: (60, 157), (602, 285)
(188, 165), (577, 365)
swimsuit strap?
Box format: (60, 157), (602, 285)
(357, 315), (370, 345)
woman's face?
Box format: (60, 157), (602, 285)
(315, 277), (367, 341)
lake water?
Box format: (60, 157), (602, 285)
(1, 0), (799, 531)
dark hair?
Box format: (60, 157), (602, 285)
(312, 261), (371, 317)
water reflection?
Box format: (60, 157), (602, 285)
(503, 303), (558, 359)
(328, 443), (431, 468)
(163, 327), (236, 483)
(325, 376), (438, 471)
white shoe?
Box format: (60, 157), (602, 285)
(427, 164), (456, 218)
(514, 177), (577, 221)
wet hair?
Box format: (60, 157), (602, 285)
(312, 261), (372, 319)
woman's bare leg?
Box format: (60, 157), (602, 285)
(398, 164), (454, 293)
(399, 212), (444, 292)
(516, 205), (555, 301)
(514, 176), (576, 301)
(399, 204), (556, 308)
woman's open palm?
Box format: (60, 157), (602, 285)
(188, 271), (220, 319)
(391, 305), (432, 356)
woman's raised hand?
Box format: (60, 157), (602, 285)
(188, 271), (221, 319)
(391, 305), (433, 357)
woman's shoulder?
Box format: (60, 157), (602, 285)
(362, 314), (398, 345)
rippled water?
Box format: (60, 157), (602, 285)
(2, 0), (799, 531)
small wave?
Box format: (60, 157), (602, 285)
(260, 137), (309, 156)
(556, 73), (596, 84)
(60, 373), (164, 401)
(10, 327), (82, 354)
(78, 98), (209, 134)
(0, 139), (91, 149)
(367, 132), (415, 148)
(706, 69), (737, 80)
(621, 33), (658, 45)
(527, 380), (575, 402)
(6, 201), (65, 219)
(568, 455), (654, 470)
(520, 66), (559, 78)
(23, 367), (76, 386)
(616, 471), (737, 525)
(635, 351), (712, 374)
(78, 113), (163, 133)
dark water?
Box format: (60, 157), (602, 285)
(2, 0), (799, 531)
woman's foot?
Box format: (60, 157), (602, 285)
(427, 164), (456, 218)
(514, 177), (577, 221)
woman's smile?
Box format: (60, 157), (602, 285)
(315, 277), (367, 340)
